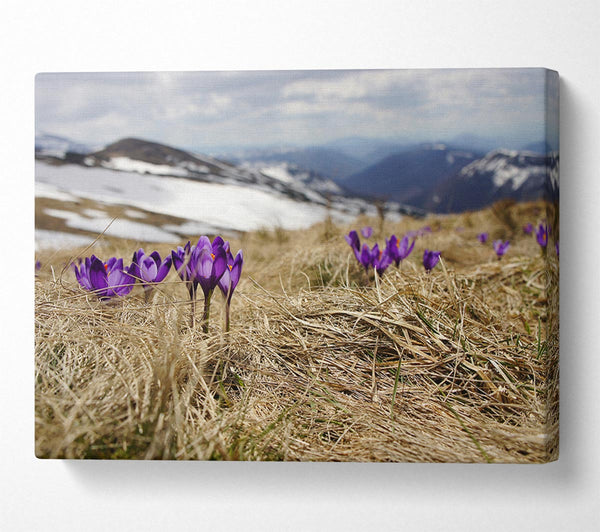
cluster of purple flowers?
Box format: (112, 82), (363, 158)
(476, 221), (560, 260)
(345, 229), (414, 277)
(72, 236), (243, 332)
(345, 226), (442, 276)
(525, 221), (558, 258)
(476, 233), (510, 259)
(534, 222), (559, 259)
(171, 236), (243, 331)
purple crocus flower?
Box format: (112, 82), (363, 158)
(387, 234), (415, 267)
(190, 236), (228, 332)
(73, 255), (134, 300)
(218, 243), (244, 331)
(493, 240), (510, 259)
(423, 249), (441, 273)
(361, 226), (373, 239)
(373, 245), (393, 276)
(345, 230), (361, 261)
(130, 248), (172, 302)
(536, 223), (548, 248)
(172, 236), (228, 330)
(477, 232), (489, 244)
(192, 236), (227, 298)
(359, 243), (374, 274)
(523, 223), (534, 234)
(555, 240), (559, 258)
(35, 260), (42, 271)
(418, 226), (432, 237)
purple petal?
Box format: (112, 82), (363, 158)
(129, 251), (141, 280)
(211, 246), (227, 282)
(171, 249), (186, 280)
(74, 262), (93, 290)
(212, 236), (225, 251)
(155, 256), (172, 283)
(197, 235), (211, 251)
(149, 251), (161, 268)
(105, 257), (119, 271)
(345, 230), (360, 250)
(423, 249), (441, 272)
(360, 244), (371, 270)
(229, 250), (243, 290)
(195, 248), (213, 279)
(89, 258), (109, 295)
(370, 243), (380, 266)
(218, 267), (231, 297)
(140, 256), (158, 282)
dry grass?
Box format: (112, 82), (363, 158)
(34, 201), (559, 462)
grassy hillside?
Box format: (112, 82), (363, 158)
(34, 200), (559, 462)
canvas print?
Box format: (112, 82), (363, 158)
(35, 68), (559, 461)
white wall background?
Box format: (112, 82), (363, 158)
(2, 1), (598, 530)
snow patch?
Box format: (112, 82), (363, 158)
(43, 207), (179, 242)
(100, 156), (190, 177)
(35, 182), (78, 203)
(162, 221), (224, 236)
(259, 164), (295, 184)
(36, 161), (354, 233)
(82, 208), (107, 218)
(35, 229), (99, 251)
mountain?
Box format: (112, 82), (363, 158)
(223, 146), (367, 181)
(79, 138), (361, 205)
(426, 150), (558, 213)
(35, 136), (424, 246)
(321, 137), (405, 165)
(342, 144), (482, 208)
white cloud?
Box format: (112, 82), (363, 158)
(36, 69), (549, 149)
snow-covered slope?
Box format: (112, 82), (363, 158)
(458, 150), (548, 191)
(34, 136), (424, 248)
(78, 138), (355, 206)
(426, 149), (558, 213)
(35, 160), (404, 248)
(36, 161), (343, 232)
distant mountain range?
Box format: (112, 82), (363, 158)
(340, 144), (483, 208)
(426, 149), (559, 213)
(225, 146), (365, 182)
(35, 133), (558, 216)
(35, 136), (424, 237)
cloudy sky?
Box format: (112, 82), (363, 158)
(35, 69), (558, 152)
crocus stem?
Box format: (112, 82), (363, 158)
(189, 284), (197, 328)
(144, 286), (152, 304)
(225, 302), (230, 333)
(202, 291), (212, 334)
